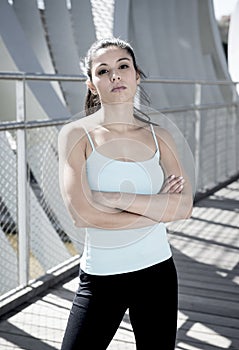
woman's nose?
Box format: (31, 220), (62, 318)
(110, 71), (121, 82)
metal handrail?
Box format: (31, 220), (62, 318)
(0, 72), (86, 82)
(0, 118), (68, 131)
(0, 71), (238, 86)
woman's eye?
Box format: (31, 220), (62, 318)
(119, 64), (129, 69)
(98, 69), (108, 75)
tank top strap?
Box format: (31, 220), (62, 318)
(83, 127), (95, 151)
(84, 125), (158, 154)
(150, 124), (159, 153)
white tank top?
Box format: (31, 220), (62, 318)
(80, 124), (172, 275)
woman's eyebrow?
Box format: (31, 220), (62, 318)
(96, 57), (131, 68)
(117, 57), (130, 62)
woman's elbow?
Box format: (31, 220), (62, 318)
(182, 195), (193, 219)
(65, 202), (93, 228)
(71, 209), (96, 228)
(73, 218), (87, 228)
(184, 206), (193, 219)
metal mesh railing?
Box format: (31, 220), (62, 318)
(0, 124), (82, 297)
(0, 130), (18, 295)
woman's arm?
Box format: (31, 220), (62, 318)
(58, 123), (158, 230)
(92, 128), (193, 223)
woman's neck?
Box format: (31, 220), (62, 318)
(100, 102), (136, 125)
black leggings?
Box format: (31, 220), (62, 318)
(61, 257), (178, 350)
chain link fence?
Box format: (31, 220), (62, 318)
(0, 130), (18, 295)
(0, 123), (84, 298)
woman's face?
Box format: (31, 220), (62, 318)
(88, 46), (140, 105)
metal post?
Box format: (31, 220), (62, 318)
(16, 78), (29, 286)
(232, 83), (239, 172)
(194, 83), (201, 189)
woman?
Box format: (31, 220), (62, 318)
(58, 38), (193, 350)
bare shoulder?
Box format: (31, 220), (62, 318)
(58, 111), (101, 145)
(153, 126), (176, 148)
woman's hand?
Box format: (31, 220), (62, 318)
(160, 175), (185, 194)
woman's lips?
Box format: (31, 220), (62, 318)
(111, 86), (126, 92)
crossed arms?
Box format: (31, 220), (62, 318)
(58, 123), (193, 230)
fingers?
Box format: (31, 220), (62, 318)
(170, 175), (185, 193)
(161, 175), (185, 193)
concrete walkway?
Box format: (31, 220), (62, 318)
(0, 180), (238, 349)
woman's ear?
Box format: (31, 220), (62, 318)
(136, 72), (141, 85)
(86, 79), (98, 95)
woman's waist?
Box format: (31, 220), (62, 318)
(85, 222), (166, 249)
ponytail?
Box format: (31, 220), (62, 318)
(84, 89), (101, 116)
